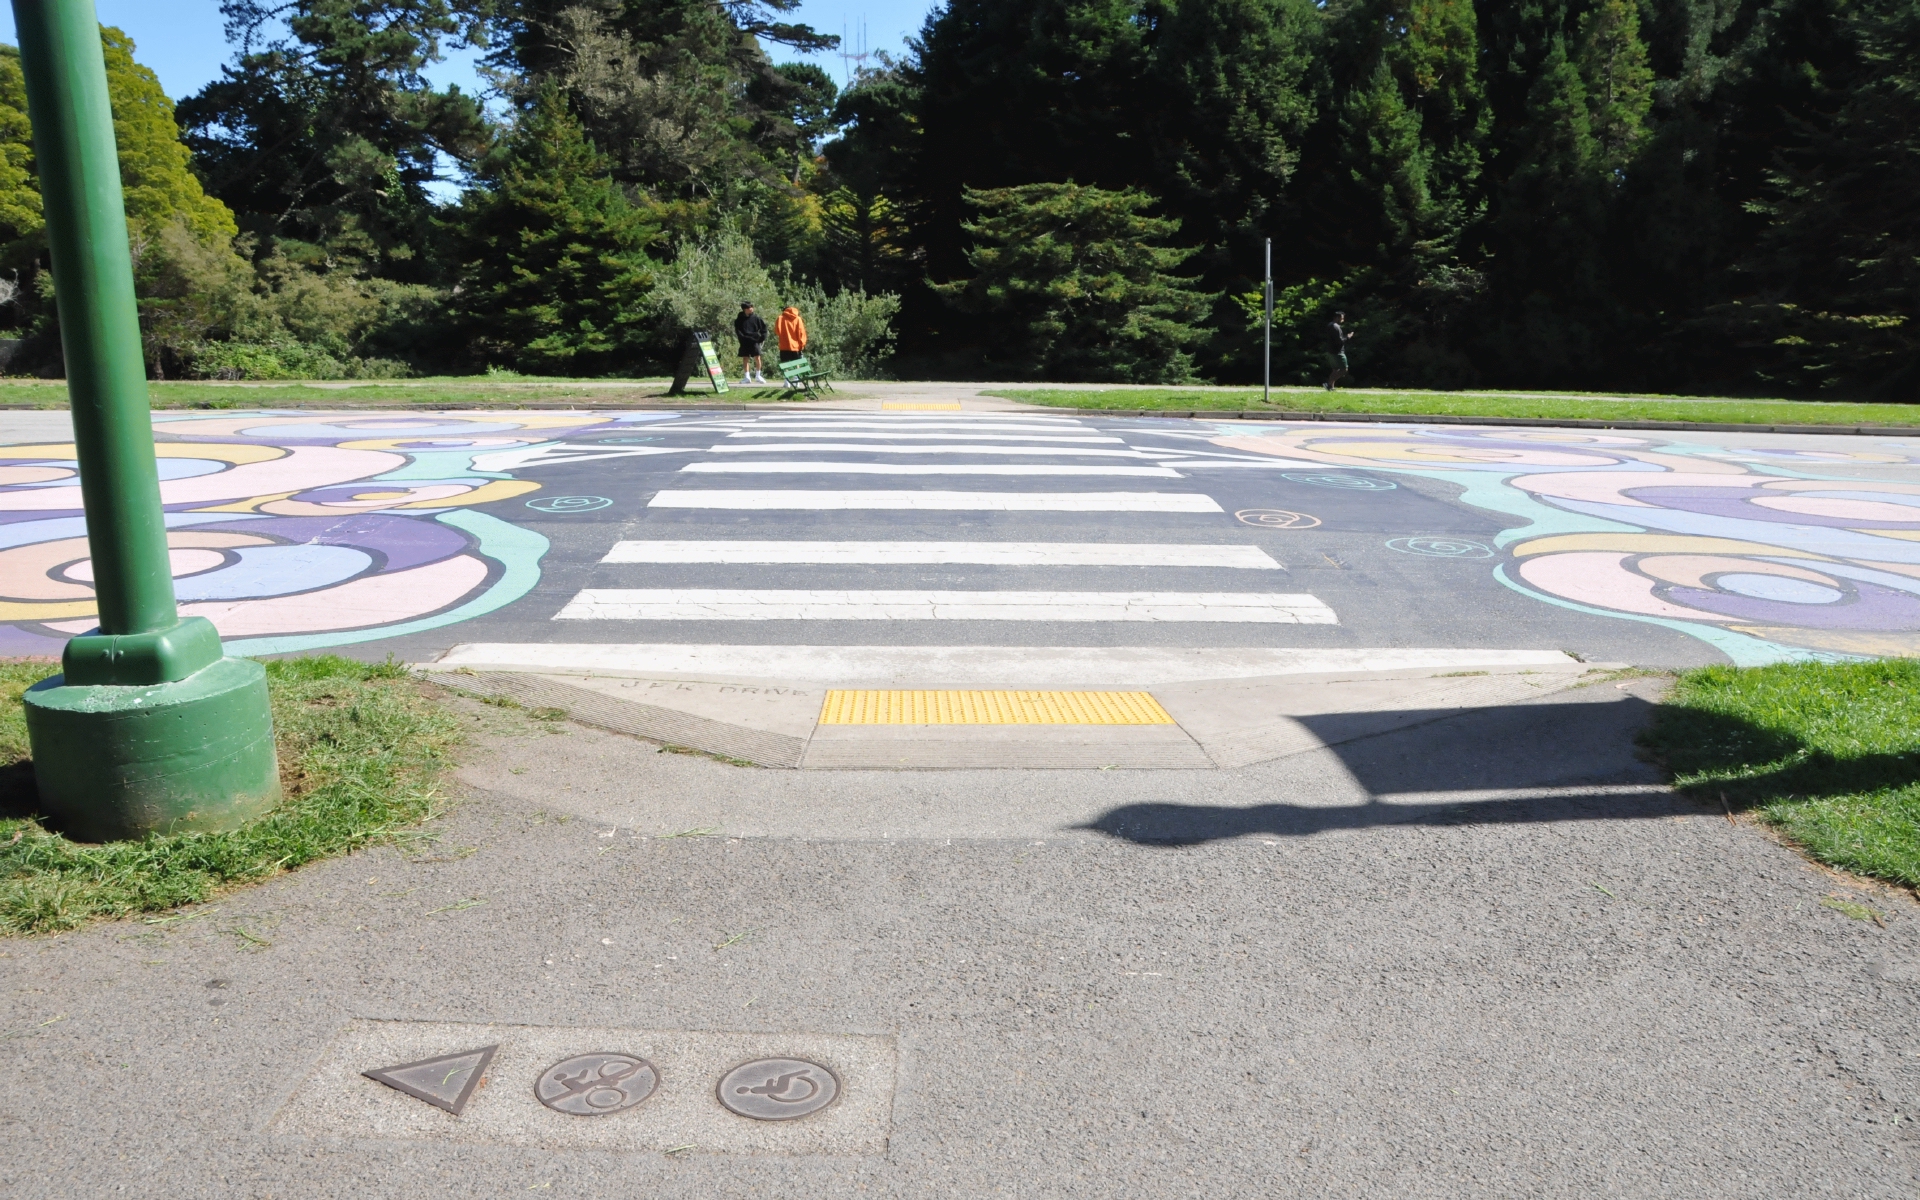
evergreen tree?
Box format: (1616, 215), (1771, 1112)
(177, 0), (490, 278)
(0, 31), (235, 250)
(101, 28), (237, 246)
(819, 61), (926, 296)
(0, 47), (41, 267)
(1577, 0), (1654, 174)
(453, 88), (661, 373)
(1288, 0), (1490, 383)
(488, 0), (834, 198)
(0, 29), (242, 369)
(1716, 0), (1919, 394)
(932, 183), (1215, 381)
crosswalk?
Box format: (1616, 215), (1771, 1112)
(544, 410), (1338, 632)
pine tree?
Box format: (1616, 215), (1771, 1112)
(178, 0), (489, 277)
(1716, 0), (1920, 395)
(932, 183), (1215, 381)
(453, 88), (661, 374)
(1577, 0), (1654, 175)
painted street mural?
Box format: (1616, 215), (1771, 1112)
(0, 410), (1915, 665)
(0, 412), (679, 657)
(1211, 425), (1920, 663)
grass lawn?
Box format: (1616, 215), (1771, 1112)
(992, 386), (1920, 427)
(1641, 659), (1920, 888)
(0, 656), (463, 935)
(0, 377), (742, 410)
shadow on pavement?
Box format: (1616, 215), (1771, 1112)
(1083, 694), (1695, 845)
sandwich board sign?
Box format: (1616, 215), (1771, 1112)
(669, 330), (731, 395)
(695, 331), (729, 394)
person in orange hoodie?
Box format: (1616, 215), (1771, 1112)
(774, 304), (808, 364)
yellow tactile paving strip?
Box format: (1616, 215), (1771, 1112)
(819, 689), (1176, 725)
(880, 402), (963, 411)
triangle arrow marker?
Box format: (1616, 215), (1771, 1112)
(363, 1045), (498, 1116)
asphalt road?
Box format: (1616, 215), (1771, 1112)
(323, 410), (1743, 667)
(7, 403), (1919, 666)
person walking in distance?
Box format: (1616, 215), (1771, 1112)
(734, 301), (769, 385)
(775, 303), (808, 365)
(1325, 310), (1352, 390)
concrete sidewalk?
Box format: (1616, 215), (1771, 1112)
(3, 670), (1917, 1197)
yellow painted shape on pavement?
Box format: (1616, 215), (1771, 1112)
(820, 689), (1175, 725)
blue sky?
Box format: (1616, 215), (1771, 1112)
(0, 0), (933, 104)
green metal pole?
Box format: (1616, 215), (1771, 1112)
(16, 0), (174, 639)
(16, 0), (278, 842)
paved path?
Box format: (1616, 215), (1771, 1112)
(4, 677), (1918, 1195)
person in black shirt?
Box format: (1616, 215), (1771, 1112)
(734, 302), (769, 385)
(1325, 311), (1352, 390)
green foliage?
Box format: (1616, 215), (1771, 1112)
(1642, 659), (1920, 887)
(101, 28), (236, 245)
(0, 47), (41, 257)
(648, 226), (900, 377)
(648, 226), (781, 346)
(780, 281), (901, 378)
(453, 88), (661, 374)
(934, 183), (1215, 382)
(1234, 275), (1346, 383)
(1707, 0), (1919, 396)
(186, 337), (410, 380)
(491, 0), (835, 200)
(178, 0), (489, 277)
(0, 656), (460, 936)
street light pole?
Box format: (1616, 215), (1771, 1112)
(1262, 238), (1272, 406)
(16, 0), (278, 842)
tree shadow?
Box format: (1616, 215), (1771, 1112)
(1077, 788), (1689, 845)
(1082, 694), (1687, 846)
(1081, 688), (1920, 846)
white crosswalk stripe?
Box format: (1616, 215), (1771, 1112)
(679, 462), (1185, 477)
(555, 589), (1337, 623)
(647, 490), (1225, 511)
(724, 431), (1124, 442)
(707, 442), (1151, 456)
(600, 541), (1283, 568)
(745, 421), (1090, 432)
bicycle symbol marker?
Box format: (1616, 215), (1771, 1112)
(535, 1052), (659, 1116)
(716, 1057), (840, 1121)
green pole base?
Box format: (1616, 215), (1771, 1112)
(22, 656), (281, 843)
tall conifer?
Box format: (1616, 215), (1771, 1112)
(454, 88), (660, 373)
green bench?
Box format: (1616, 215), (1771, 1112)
(775, 354), (834, 399)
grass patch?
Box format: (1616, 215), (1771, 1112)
(0, 655), (462, 935)
(1640, 659), (1920, 887)
(992, 386), (1920, 427)
(0, 377), (699, 410)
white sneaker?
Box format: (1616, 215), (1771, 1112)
(740, 375), (752, 385)
(755, 373), (769, 384)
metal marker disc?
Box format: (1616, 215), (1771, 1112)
(535, 1052), (658, 1116)
(716, 1057), (839, 1121)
